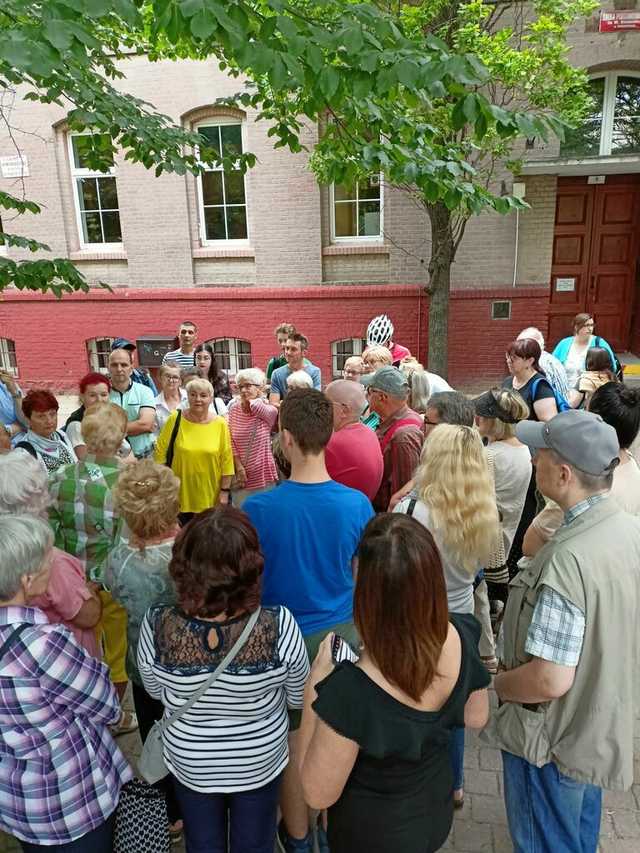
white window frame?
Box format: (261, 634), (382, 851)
(330, 176), (384, 243)
(86, 337), (114, 374)
(68, 133), (123, 250)
(207, 337), (252, 375)
(331, 337), (367, 378)
(0, 338), (18, 376)
(569, 71), (640, 157)
(195, 119), (250, 246)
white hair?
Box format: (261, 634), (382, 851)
(0, 515), (53, 600)
(0, 453), (50, 517)
(286, 370), (313, 389)
(236, 367), (266, 387)
(518, 327), (545, 350)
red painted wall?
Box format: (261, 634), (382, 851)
(0, 284), (550, 392)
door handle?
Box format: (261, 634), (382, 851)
(589, 275), (596, 294)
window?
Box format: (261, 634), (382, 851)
(491, 300), (511, 321)
(331, 177), (383, 241)
(196, 121), (248, 242)
(69, 134), (122, 246)
(86, 337), (114, 373)
(0, 338), (18, 375)
(331, 338), (367, 377)
(207, 338), (252, 374)
(560, 72), (640, 158)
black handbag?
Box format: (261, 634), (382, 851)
(113, 778), (171, 853)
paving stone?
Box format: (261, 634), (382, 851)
(464, 747), (480, 770)
(603, 789), (638, 812)
(463, 769), (500, 797)
(611, 811), (640, 839)
(492, 824), (514, 853)
(452, 820), (493, 851)
(479, 748), (502, 771)
(471, 793), (508, 825)
(600, 841), (640, 853)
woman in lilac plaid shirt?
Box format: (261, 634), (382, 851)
(0, 515), (132, 852)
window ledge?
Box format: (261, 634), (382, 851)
(193, 247), (255, 259)
(69, 250), (127, 261)
(323, 244), (389, 256)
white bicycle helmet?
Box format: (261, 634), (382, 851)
(367, 314), (394, 346)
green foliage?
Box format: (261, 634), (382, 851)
(0, 0), (591, 295)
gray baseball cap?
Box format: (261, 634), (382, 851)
(516, 410), (619, 476)
(361, 366), (409, 399)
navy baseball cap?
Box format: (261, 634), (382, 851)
(111, 337), (136, 351)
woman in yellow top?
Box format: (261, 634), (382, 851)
(154, 378), (234, 522)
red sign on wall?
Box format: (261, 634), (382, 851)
(600, 10), (640, 32)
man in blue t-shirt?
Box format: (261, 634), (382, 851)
(268, 332), (321, 404)
(244, 388), (373, 853)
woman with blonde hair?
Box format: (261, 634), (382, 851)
(362, 345), (393, 374)
(49, 402), (137, 735)
(106, 458), (182, 836)
(154, 361), (187, 436)
(154, 377), (234, 523)
(394, 423), (499, 808)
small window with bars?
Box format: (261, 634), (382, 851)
(0, 338), (18, 375)
(208, 338), (252, 374)
(86, 337), (114, 373)
(331, 338), (367, 377)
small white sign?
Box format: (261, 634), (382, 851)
(587, 175), (606, 185)
(556, 277), (576, 292)
(0, 154), (29, 178)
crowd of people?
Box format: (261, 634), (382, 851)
(0, 310), (639, 853)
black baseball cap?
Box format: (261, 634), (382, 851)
(474, 390), (521, 424)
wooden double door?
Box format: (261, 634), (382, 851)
(549, 175), (640, 351)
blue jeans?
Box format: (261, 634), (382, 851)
(173, 773), (282, 853)
(449, 726), (465, 790)
(20, 813), (114, 852)
(502, 751), (602, 853)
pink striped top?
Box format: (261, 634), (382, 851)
(228, 398), (279, 489)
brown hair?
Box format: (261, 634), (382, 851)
(354, 514), (449, 702)
(287, 332), (309, 351)
(573, 312), (593, 333)
(274, 322), (296, 337)
(585, 346), (615, 379)
(169, 507), (263, 618)
(22, 390), (58, 418)
(506, 338), (543, 374)
(279, 389), (333, 455)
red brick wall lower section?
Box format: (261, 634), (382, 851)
(0, 284), (550, 392)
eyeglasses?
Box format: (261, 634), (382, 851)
(424, 418), (440, 426)
(238, 383), (259, 390)
(164, 376), (180, 381)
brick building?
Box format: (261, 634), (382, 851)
(0, 1), (638, 390)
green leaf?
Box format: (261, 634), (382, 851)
(180, 0), (204, 18)
(318, 66), (340, 100)
(190, 10), (216, 39)
(44, 19), (75, 51)
(270, 55), (288, 89)
(396, 60), (418, 88)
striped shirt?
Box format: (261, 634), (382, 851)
(228, 398), (278, 490)
(137, 605), (309, 793)
(0, 607), (132, 845)
(163, 348), (196, 370)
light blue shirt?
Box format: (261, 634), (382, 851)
(109, 382), (155, 458)
(270, 363), (321, 399)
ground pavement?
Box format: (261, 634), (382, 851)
(2, 685), (638, 853)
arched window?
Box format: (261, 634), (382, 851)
(207, 338), (252, 374)
(0, 338), (17, 375)
(560, 72), (640, 158)
(86, 337), (114, 373)
(195, 120), (249, 243)
(331, 337), (367, 378)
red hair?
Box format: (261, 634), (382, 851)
(354, 514), (449, 702)
(79, 372), (111, 394)
(22, 390), (59, 418)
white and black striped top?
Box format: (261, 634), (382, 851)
(137, 605), (309, 792)
(162, 348), (196, 370)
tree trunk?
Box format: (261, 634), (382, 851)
(426, 201), (456, 379)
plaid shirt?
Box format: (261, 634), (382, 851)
(0, 607), (132, 844)
(525, 496), (608, 666)
(48, 455), (122, 582)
